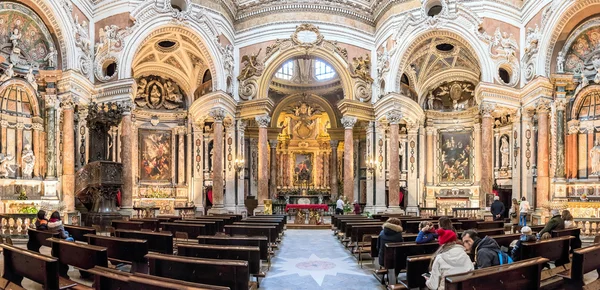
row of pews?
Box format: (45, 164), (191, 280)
(9, 213), (287, 290)
(331, 214), (588, 290)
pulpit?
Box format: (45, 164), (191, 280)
(75, 161), (123, 229)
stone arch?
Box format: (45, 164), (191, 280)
(256, 49), (354, 101)
(375, 92), (425, 125)
(270, 93), (341, 129)
(189, 91), (237, 124)
(4, 0), (76, 70)
(0, 79), (41, 117)
(388, 29), (492, 92)
(417, 69), (479, 108)
(119, 20), (223, 91)
(538, 0), (600, 75)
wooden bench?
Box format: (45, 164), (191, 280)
(557, 243), (600, 289)
(87, 266), (229, 290)
(178, 244), (264, 286)
(521, 236), (572, 267)
(234, 222), (282, 237)
(85, 234), (149, 273)
(146, 252), (254, 290)
(115, 229), (173, 254)
(445, 257), (549, 290)
(197, 235), (269, 263)
(26, 228), (60, 252)
(161, 222), (207, 238)
(180, 218), (225, 232)
(48, 237), (108, 279)
(488, 233), (521, 249)
(173, 220), (218, 235)
(240, 219), (285, 234)
(63, 225), (96, 242)
(458, 228), (506, 238)
(111, 220), (143, 231)
(388, 254), (432, 290)
(212, 214), (243, 222)
(129, 218), (160, 232)
(369, 234), (419, 260)
(477, 221), (505, 230)
(384, 242), (439, 285)
(553, 228), (582, 250)
(225, 225), (276, 245)
(0, 244), (77, 290)
(342, 222), (382, 242)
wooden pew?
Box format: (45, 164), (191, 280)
(553, 228), (582, 250)
(0, 244), (77, 290)
(459, 219), (483, 230)
(161, 222), (207, 238)
(343, 222), (383, 242)
(384, 242), (439, 285)
(488, 233), (521, 249)
(129, 218), (160, 232)
(87, 266), (229, 290)
(48, 237), (108, 279)
(111, 220), (143, 231)
(63, 225), (96, 242)
(388, 254), (432, 290)
(458, 228), (506, 238)
(557, 243), (600, 289)
(521, 236), (572, 267)
(173, 220), (218, 236)
(85, 234), (149, 273)
(26, 228), (60, 252)
(115, 229), (173, 254)
(333, 216), (369, 231)
(477, 221), (505, 230)
(197, 235), (269, 262)
(146, 252), (254, 290)
(200, 216), (236, 225)
(178, 244), (264, 285)
(445, 257), (549, 290)
(241, 218), (285, 233)
(181, 218), (225, 232)
(225, 225), (276, 245)
(369, 234), (419, 261)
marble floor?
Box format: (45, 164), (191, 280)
(261, 229), (385, 290)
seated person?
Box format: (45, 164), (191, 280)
(425, 229), (473, 290)
(35, 210), (48, 230)
(461, 230), (502, 269)
(438, 217), (456, 233)
(416, 221), (437, 244)
(510, 226), (536, 261)
(562, 210), (575, 229)
(537, 209), (564, 239)
(377, 218), (404, 267)
(47, 211), (74, 242)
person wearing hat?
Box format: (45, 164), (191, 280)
(510, 226), (536, 261)
(425, 228), (473, 290)
(537, 209), (564, 239)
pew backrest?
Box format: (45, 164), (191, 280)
(63, 225), (96, 242)
(85, 234), (148, 264)
(27, 228), (59, 250)
(48, 237), (108, 270)
(384, 242), (439, 270)
(115, 229), (173, 254)
(161, 222), (207, 238)
(521, 236), (572, 266)
(569, 243), (600, 283)
(0, 244), (60, 290)
(178, 244), (261, 275)
(197, 235), (268, 260)
(224, 225), (275, 244)
(111, 220), (143, 231)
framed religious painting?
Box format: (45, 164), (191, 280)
(438, 128), (474, 185)
(293, 152), (313, 185)
(139, 129), (172, 183)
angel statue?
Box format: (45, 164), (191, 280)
(26, 67), (38, 92)
(238, 48), (263, 81)
(426, 91), (441, 110)
(21, 144), (35, 179)
(0, 153), (14, 178)
(492, 28), (518, 61)
(10, 28), (21, 49)
(556, 51), (565, 73)
(590, 139), (600, 175)
(352, 55), (374, 83)
(44, 47), (58, 68)
(0, 64), (14, 82)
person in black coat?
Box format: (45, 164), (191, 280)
(377, 218), (404, 267)
(490, 196), (505, 221)
(462, 230), (502, 269)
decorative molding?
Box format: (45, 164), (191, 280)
(340, 116), (357, 129)
(255, 115), (271, 128)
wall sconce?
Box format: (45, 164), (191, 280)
(234, 159), (245, 173)
(366, 159), (378, 173)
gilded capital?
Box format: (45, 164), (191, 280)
(555, 99), (567, 111)
(45, 95), (57, 108)
(386, 110), (403, 125)
(536, 99), (550, 114)
(480, 102), (496, 118)
(340, 116), (357, 129)
(567, 120), (580, 135)
(255, 115), (271, 128)
(209, 108), (227, 122)
(60, 95), (75, 109)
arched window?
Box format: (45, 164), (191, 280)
(577, 93), (600, 121)
(315, 60), (335, 80)
(275, 61), (294, 80)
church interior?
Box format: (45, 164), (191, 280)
(0, 0), (600, 289)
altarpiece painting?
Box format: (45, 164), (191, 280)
(139, 130), (172, 182)
(439, 130), (473, 183)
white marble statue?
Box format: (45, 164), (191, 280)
(0, 64), (14, 82)
(0, 153), (15, 178)
(21, 144), (35, 179)
(590, 139), (600, 176)
(10, 28), (21, 49)
(556, 51), (565, 73)
(26, 67), (37, 91)
(44, 47), (58, 68)
(574, 70), (589, 96)
(500, 136), (510, 168)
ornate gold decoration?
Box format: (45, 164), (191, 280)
(351, 54), (373, 83)
(238, 48), (264, 82)
(135, 76), (184, 110)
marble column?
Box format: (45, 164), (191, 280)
(480, 102), (495, 207)
(387, 110), (402, 210)
(330, 140), (339, 197)
(32, 120), (43, 178)
(536, 100), (550, 209)
(209, 109), (226, 211)
(120, 104), (134, 209)
(521, 109), (535, 203)
(556, 99), (566, 179)
(366, 122), (375, 210)
(269, 140), (277, 199)
(341, 116), (357, 200)
(425, 126), (435, 185)
(178, 126), (186, 185)
(61, 95), (75, 212)
(45, 95), (57, 178)
(255, 115), (271, 207)
(236, 121), (247, 211)
(566, 120), (580, 179)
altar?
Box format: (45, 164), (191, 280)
(285, 204), (328, 225)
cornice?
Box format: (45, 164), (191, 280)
(93, 78), (136, 103)
(474, 82), (521, 109)
(57, 70), (95, 102)
(520, 76), (554, 107)
(337, 99), (374, 120)
(237, 98), (275, 119)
